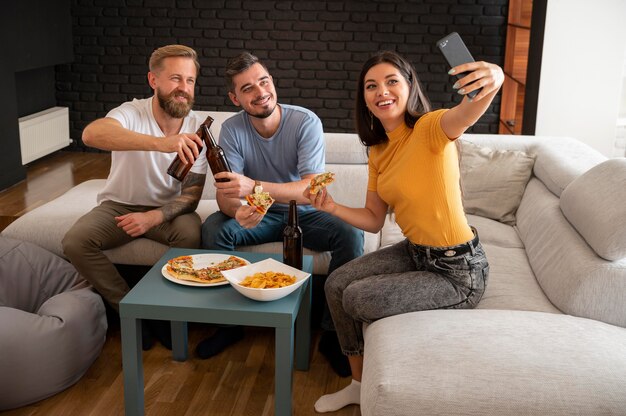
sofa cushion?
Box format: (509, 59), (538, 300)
(1, 179), (106, 260)
(362, 309), (626, 416)
(560, 158), (626, 261)
(517, 178), (626, 328)
(460, 141), (535, 225)
(465, 214), (524, 249)
(379, 213), (403, 249)
(463, 134), (607, 199)
(323, 132), (368, 164)
(531, 138), (607, 198)
(324, 163), (368, 208)
(476, 243), (561, 313)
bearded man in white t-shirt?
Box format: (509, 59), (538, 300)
(62, 45), (207, 350)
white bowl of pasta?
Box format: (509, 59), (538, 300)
(222, 258), (311, 301)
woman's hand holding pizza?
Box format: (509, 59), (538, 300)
(304, 172), (337, 213)
(304, 187), (337, 214)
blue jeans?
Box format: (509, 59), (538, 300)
(201, 209), (364, 329)
(325, 230), (489, 356)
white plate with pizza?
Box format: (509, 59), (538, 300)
(161, 253), (250, 287)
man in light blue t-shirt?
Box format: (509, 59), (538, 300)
(199, 52), (363, 377)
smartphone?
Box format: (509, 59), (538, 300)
(436, 32), (480, 99)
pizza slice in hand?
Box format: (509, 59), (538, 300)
(309, 172), (335, 195)
(245, 191), (275, 215)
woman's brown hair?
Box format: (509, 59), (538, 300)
(355, 51), (432, 147)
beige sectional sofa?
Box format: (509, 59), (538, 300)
(362, 134), (626, 415)
(3, 111), (626, 415)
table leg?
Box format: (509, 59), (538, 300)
(275, 326), (294, 416)
(171, 320), (188, 361)
(121, 317), (144, 416)
(295, 279), (311, 371)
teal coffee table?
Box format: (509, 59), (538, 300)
(119, 248), (313, 416)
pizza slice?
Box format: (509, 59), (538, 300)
(167, 255), (194, 269)
(166, 255), (250, 284)
(166, 266), (198, 282)
(213, 255), (249, 271)
(245, 191), (275, 215)
(166, 255), (219, 284)
(167, 265), (226, 284)
(309, 172), (335, 195)
(194, 267), (227, 283)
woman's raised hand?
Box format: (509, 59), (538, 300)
(450, 61), (504, 101)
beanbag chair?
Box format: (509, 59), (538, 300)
(0, 236), (107, 410)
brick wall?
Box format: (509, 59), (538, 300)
(58, 0), (507, 149)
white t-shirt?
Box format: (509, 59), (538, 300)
(97, 97), (208, 206)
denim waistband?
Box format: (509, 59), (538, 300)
(410, 227), (480, 258)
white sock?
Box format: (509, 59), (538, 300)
(314, 379), (361, 413)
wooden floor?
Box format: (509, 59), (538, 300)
(0, 151), (357, 416)
(0, 151), (111, 232)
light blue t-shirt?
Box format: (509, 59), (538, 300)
(219, 104), (325, 211)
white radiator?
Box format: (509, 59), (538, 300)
(18, 107), (72, 165)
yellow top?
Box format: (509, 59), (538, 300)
(367, 109), (473, 247)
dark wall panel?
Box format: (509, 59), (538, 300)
(1, 2), (26, 190)
(0, 66), (26, 191)
(0, 0), (73, 191)
(58, 0), (507, 150)
(14, 0), (74, 72)
(16, 67), (58, 117)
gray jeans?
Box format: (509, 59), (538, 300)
(324, 230), (489, 356)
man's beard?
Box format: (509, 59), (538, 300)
(157, 88), (194, 118)
(244, 95), (276, 119)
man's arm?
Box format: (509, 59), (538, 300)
(214, 171), (315, 208)
(159, 171), (206, 222)
(115, 172), (206, 237)
(215, 185), (244, 218)
(83, 118), (202, 164)
(441, 61), (504, 139)
(252, 175), (316, 204)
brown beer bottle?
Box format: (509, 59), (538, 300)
(283, 200), (303, 269)
(202, 123), (232, 182)
(166, 115), (213, 181)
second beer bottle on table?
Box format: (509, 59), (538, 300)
(167, 115), (231, 181)
(283, 200), (303, 270)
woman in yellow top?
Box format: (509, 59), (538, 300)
(307, 50), (504, 413)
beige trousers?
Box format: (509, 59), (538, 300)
(62, 200), (201, 311)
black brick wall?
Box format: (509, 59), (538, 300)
(58, 0), (507, 150)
